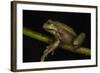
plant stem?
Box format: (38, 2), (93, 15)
(23, 28), (50, 43)
(23, 28), (90, 56)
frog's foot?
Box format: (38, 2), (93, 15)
(41, 47), (54, 62)
(41, 47), (52, 62)
(73, 32), (86, 51)
(41, 40), (60, 62)
(41, 47), (55, 62)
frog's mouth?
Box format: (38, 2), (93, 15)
(45, 29), (55, 32)
(45, 27), (57, 31)
(45, 29), (57, 36)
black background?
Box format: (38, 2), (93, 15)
(23, 10), (91, 62)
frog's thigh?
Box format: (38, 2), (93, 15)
(73, 33), (86, 46)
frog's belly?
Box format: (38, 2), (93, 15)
(58, 29), (75, 45)
(60, 34), (74, 45)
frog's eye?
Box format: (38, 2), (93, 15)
(47, 22), (51, 25)
(47, 22), (50, 24)
(50, 24), (54, 26)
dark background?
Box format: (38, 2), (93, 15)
(23, 10), (91, 62)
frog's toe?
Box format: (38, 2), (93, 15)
(73, 41), (79, 46)
(43, 49), (48, 54)
(51, 51), (55, 55)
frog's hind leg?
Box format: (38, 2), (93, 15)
(44, 46), (55, 55)
(41, 40), (60, 62)
(73, 32), (86, 48)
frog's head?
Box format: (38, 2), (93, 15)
(43, 20), (57, 32)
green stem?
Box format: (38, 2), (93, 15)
(23, 28), (91, 57)
(23, 28), (50, 43)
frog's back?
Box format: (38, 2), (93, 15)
(54, 21), (77, 36)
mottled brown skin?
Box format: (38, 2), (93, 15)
(41, 20), (85, 61)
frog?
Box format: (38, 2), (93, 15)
(41, 19), (86, 62)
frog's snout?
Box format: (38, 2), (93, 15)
(43, 23), (46, 29)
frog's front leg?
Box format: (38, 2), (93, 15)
(73, 32), (86, 48)
(41, 39), (60, 62)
